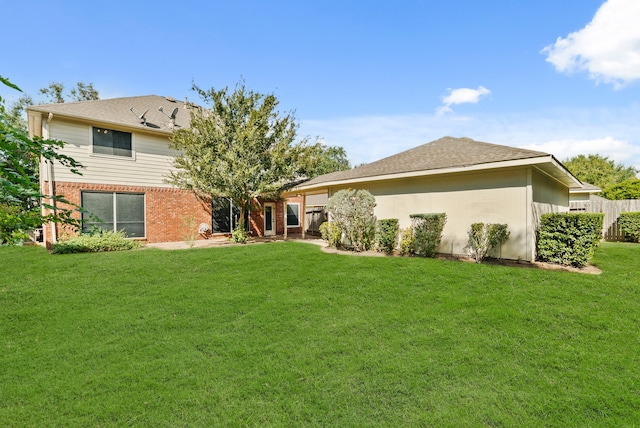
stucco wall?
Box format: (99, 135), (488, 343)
(532, 168), (569, 206)
(328, 167), (534, 260)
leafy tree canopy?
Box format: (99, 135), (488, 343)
(168, 81), (301, 222)
(563, 154), (638, 190)
(601, 178), (640, 200)
(39, 81), (99, 104)
(0, 76), (84, 244)
(294, 141), (350, 179)
(8, 81), (99, 132)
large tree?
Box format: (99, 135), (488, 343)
(294, 141), (350, 179)
(563, 154), (638, 190)
(601, 178), (640, 200)
(0, 77), (83, 244)
(39, 81), (99, 104)
(168, 82), (301, 225)
(8, 81), (99, 133)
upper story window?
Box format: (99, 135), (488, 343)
(92, 127), (132, 157)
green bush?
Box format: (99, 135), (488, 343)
(618, 212), (640, 243)
(375, 219), (399, 254)
(410, 213), (446, 257)
(51, 230), (141, 254)
(536, 213), (604, 267)
(231, 221), (248, 244)
(319, 221), (341, 248)
(326, 189), (377, 252)
(468, 223), (510, 263)
(399, 226), (414, 256)
(0, 203), (40, 245)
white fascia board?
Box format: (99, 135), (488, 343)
(27, 109), (174, 136)
(293, 156), (562, 193)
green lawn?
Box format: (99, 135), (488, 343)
(1, 241), (639, 426)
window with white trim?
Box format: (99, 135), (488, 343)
(286, 203), (300, 227)
(92, 127), (132, 157)
(81, 191), (145, 237)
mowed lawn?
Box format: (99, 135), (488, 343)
(1, 242), (639, 427)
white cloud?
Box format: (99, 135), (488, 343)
(436, 86), (490, 115)
(518, 137), (640, 164)
(542, 0), (640, 87)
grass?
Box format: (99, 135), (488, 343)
(1, 241), (639, 426)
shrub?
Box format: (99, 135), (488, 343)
(326, 189), (377, 252)
(319, 221), (341, 248)
(618, 212), (640, 243)
(51, 230), (141, 254)
(410, 213), (446, 257)
(467, 223), (510, 263)
(231, 221), (248, 244)
(399, 226), (414, 256)
(0, 204), (40, 245)
(536, 213), (604, 267)
(375, 219), (399, 254)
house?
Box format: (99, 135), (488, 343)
(569, 182), (602, 211)
(27, 95), (303, 247)
(284, 136), (582, 261)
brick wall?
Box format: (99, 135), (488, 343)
(247, 196), (304, 236)
(41, 181), (305, 247)
(42, 181), (211, 247)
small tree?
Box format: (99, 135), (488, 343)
(326, 189), (377, 252)
(169, 81), (300, 225)
(467, 223), (510, 263)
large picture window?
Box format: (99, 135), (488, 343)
(92, 127), (132, 157)
(81, 192), (145, 237)
(211, 198), (249, 233)
(287, 203), (300, 227)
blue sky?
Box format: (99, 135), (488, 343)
(3, 0), (640, 172)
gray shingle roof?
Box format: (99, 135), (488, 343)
(27, 95), (194, 133)
(302, 136), (552, 186)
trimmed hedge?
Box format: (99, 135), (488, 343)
(410, 213), (447, 257)
(375, 218), (399, 254)
(536, 213), (604, 267)
(51, 230), (142, 254)
(618, 212), (640, 243)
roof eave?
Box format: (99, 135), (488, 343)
(27, 107), (176, 136)
(291, 155), (580, 193)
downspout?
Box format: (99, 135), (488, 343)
(45, 113), (57, 244)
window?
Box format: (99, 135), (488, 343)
(287, 203), (300, 227)
(211, 198), (248, 233)
(92, 127), (132, 157)
(81, 192), (145, 237)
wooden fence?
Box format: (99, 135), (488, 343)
(570, 199), (640, 241)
